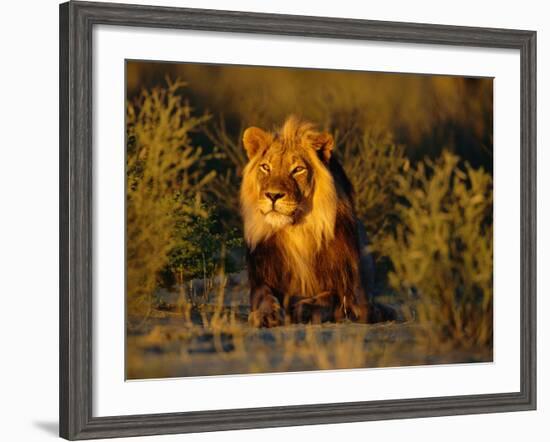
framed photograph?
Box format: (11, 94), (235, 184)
(59, 1), (536, 439)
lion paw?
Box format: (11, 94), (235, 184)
(249, 295), (285, 328)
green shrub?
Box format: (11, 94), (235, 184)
(164, 199), (244, 286)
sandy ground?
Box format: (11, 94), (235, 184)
(126, 273), (492, 379)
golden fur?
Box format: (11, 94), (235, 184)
(240, 117), (341, 296)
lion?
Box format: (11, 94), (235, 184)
(240, 116), (395, 327)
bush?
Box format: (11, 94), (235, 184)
(337, 126), (407, 238)
(126, 79), (213, 322)
(202, 119), (248, 231)
(164, 200), (244, 286)
(374, 151), (493, 349)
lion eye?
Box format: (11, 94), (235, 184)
(292, 166), (306, 175)
(260, 163), (271, 173)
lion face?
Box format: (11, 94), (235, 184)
(240, 117), (338, 251)
(241, 118), (334, 230)
(254, 144), (314, 228)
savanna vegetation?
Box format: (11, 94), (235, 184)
(125, 62), (493, 379)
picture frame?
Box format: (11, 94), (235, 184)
(59, 1), (537, 439)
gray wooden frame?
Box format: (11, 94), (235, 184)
(59, 1), (537, 439)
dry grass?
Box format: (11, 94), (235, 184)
(126, 280), (487, 379)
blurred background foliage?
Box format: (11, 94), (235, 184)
(126, 61), (493, 351)
(127, 62), (493, 170)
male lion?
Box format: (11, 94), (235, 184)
(241, 116), (393, 327)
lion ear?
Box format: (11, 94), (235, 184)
(311, 132), (334, 163)
(243, 127), (269, 159)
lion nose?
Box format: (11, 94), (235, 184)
(265, 192), (286, 203)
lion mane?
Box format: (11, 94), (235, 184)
(240, 116), (387, 327)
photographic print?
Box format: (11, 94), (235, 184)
(125, 61), (494, 380)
